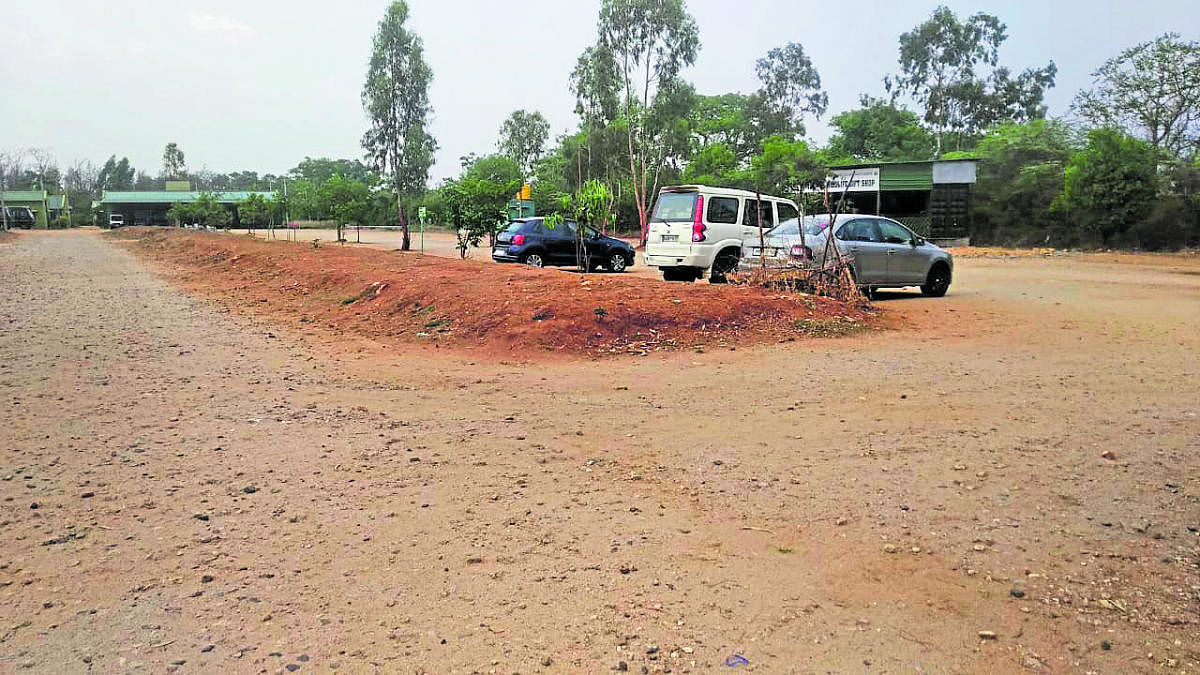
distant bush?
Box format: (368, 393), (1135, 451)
(49, 216), (70, 229)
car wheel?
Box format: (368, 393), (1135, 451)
(521, 252), (545, 268)
(709, 250), (740, 284)
(608, 252), (628, 273)
(921, 263), (951, 297)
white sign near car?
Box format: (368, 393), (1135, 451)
(824, 167), (880, 192)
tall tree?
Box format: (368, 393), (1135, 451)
(162, 142), (186, 180)
(498, 110), (551, 178)
(1057, 128), (1158, 246)
(98, 156), (135, 191)
(885, 6), (1057, 154)
(1073, 33), (1200, 158)
(754, 43), (827, 135)
(361, 0), (436, 251)
(826, 96), (935, 162)
(592, 0), (700, 244)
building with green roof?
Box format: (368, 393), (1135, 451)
(99, 190), (276, 226)
(1, 190), (51, 228)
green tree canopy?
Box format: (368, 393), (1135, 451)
(162, 143), (186, 180)
(1057, 128), (1158, 245)
(1073, 33), (1200, 157)
(754, 42), (827, 135)
(498, 110), (551, 177)
(826, 96), (935, 162)
(885, 5), (1057, 153)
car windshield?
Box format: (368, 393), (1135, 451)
(502, 220), (534, 234)
(768, 216), (833, 237)
(652, 192), (697, 221)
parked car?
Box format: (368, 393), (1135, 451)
(742, 213), (954, 297)
(108, 214), (125, 228)
(3, 206), (36, 229)
(492, 218), (635, 272)
(644, 185), (801, 283)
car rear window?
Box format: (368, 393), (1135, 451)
(706, 197), (739, 224)
(652, 192), (697, 221)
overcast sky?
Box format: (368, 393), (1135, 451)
(2, 0), (1196, 184)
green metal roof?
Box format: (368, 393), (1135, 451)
(100, 191), (276, 205)
(1, 191), (47, 202)
(880, 163), (933, 191)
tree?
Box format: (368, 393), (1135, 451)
(747, 136), (823, 197)
(362, 0), (436, 251)
(826, 96), (935, 162)
(1073, 33), (1200, 157)
(162, 142), (186, 180)
(499, 110), (551, 178)
(885, 6), (1057, 154)
(1056, 128), (1158, 246)
(168, 192), (231, 228)
(754, 43), (827, 135)
(591, 0), (700, 244)
(319, 175), (371, 242)
(443, 155), (522, 254)
(966, 120), (1081, 245)
(290, 157), (374, 184)
(237, 193), (270, 230)
(97, 156), (136, 191)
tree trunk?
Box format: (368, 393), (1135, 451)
(396, 192), (410, 251)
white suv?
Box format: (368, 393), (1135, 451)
(645, 185), (800, 282)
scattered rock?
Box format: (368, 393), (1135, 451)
(1100, 450), (1116, 460)
(193, 513), (209, 521)
(286, 665), (300, 672)
(200, 645), (214, 653)
(883, 544), (898, 554)
(613, 661), (628, 672)
(242, 485), (258, 494)
(261, 613), (272, 622)
(835, 517), (848, 526)
(80, 492), (95, 498)
(466, 556), (483, 565)
(646, 645), (659, 655)
(29, 502), (38, 510)
(542, 657), (553, 667)
(200, 574), (214, 583)
(1010, 588), (1026, 598)
(978, 631), (998, 640)
(170, 659), (186, 666)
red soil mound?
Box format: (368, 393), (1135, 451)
(119, 228), (877, 357)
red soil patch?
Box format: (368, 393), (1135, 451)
(117, 228), (877, 357)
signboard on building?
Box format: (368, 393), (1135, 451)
(826, 167), (879, 192)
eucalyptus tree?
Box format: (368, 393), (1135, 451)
(498, 110), (551, 179)
(1073, 33), (1200, 157)
(162, 142), (186, 179)
(361, 0), (436, 250)
(884, 5), (1057, 154)
(587, 0), (700, 244)
(754, 42), (827, 135)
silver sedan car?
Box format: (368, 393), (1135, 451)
(742, 213), (954, 296)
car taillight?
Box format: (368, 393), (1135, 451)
(512, 234), (525, 246)
(691, 195), (706, 242)
(790, 244), (812, 260)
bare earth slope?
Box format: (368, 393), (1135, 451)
(0, 230), (1197, 674)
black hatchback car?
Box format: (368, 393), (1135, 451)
(492, 218), (635, 272)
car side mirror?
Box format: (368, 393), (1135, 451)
(911, 237), (923, 247)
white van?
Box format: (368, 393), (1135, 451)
(644, 185), (800, 282)
(108, 214), (125, 228)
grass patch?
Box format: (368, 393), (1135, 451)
(792, 317), (867, 338)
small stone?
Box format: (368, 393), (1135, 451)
(1010, 588), (1026, 598)
(298, 655), (309, 662)
(835, 517), (848, 526)
(286, 665), (300, 672)
(29, 502), (38, 510)
(200, 574), (214, 583)
(80, 492), (95, 499)
(1100, 450), (1116, 460)
(883, 544), (898, 554)
(681, 647), (694, 654)
(193, 513), (209, 521)
(646, 645), (659, 655)
(613, 661), (629, 672)
(542, 656), (553, 666)
(973, 544), (987, 551)
(242, 485), (258, 494)
(978, 630), (998, 640)
(261, 613), (272, 622)
(200, 645), (214, 653)
(466, 556), (483, 565)
(170, 659), (186, 666)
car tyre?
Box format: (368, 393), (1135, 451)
(709, 250), (740, 284)
(520, 252), (545, 268)
(608, 252), (628, 273)
(921, 263), (951, 297)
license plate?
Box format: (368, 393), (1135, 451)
(661, 234), (678, 242)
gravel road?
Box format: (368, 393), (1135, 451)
(1, 230), (1197, 673)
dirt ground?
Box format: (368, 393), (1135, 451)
(0, 230), (1196, 674)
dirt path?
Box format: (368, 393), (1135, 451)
(1, 231), (1197, 674)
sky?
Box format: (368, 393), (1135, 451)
(1, 0), (1197, 184)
